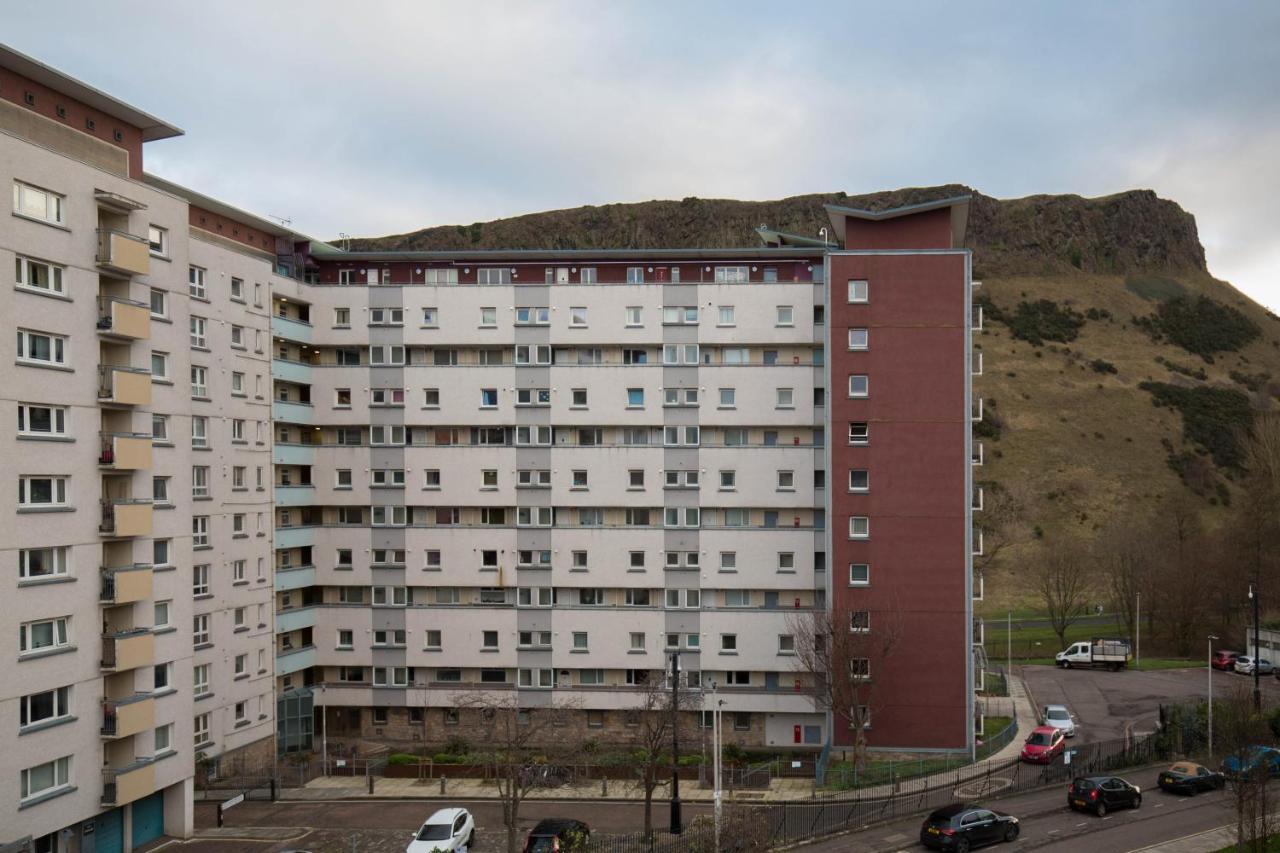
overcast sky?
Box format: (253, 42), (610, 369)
(5, 1), (1278, 306)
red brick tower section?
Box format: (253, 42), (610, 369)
(825, 197), (974, 754)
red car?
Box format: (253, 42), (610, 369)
(1212, 650), (1241, 671)
(1021, 726), (1066, 764)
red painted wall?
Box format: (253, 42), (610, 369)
(313, 259), (816, 285)
(828, 245), (970, 752)
(190, 206), (280, 255)
(0, 67), (145, 178)
(841, 207), (954, 251)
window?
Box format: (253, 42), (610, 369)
(193, 516), (209, 547)
(570, 306), (588, 326)
(580, 669), (605, 686)
(19, 756), (71, 802)
(477, 267), (512, 285)
(718, 388), (736, 408)
(515, 307), (551, 326)
(153, 599), (171, 630)
(626, 266), (645, 283)
(369, 345), (405, 365)
(192, 563), (210, 595)
(20, 685), (72, 730)
(479, 306), (497, 327)
(16, 329), (67, 366)
(849, 469), (870, 492)
(148, 225), (168, 255)
(572, 551), (588, 570)
(625, 306), (643, 326)
(16, 403), (67, 438)
(851, 610), (871, 633)
(370, 307), (404, 325)
(480, 388), (498, 408)
(850, 563), (870, 585)
(154, 723), (173, 755)
(775, 305), (794, 326)
(849, 516), (870, 539)
(15, 256), (65, 295)
(194, 712), (211, 746)
(18, 476), (67, 508)
(714, 266), (748, 283)
(332, 307), (350, 327)
(149, 288), (168, 318)
(189, 266), (207, 299)
(717, 305), (735, 326)
(231, 372), (245, 395)
(721, 634), (737, 652)
(191, 466), (209, 499)
(194, 664), (210, 696)
(13, 181), (64, 225)
(777, 470), (795, 491)
(848, 375), (869, 397)
(191, 366), (208, 398)
(19, 617), (69, 654)
(848, 279), (869, 303)
(19, 547), (69, 580)
(230, 277), (244, 300)
(850, 659), (871, 680)
(776, 387), (794, 408)
(371, 388), (405, 406)
(848, 328), (869, 350)
(152, 539), (172, 567)
(230, 325), (245, 348)
(193, 614), (210, 645)
(849, 422), (869, 444)
(154, 661), (173, 691)
(627, 388), (644, 407)
(719, 470), (736, 490)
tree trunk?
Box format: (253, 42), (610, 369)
(643, 779), (654, 840)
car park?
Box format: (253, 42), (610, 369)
(1158, 762), (1224, 795)
(1234, 655), (1274, 675)
(920, 803), (1020, 851)
(1212, 650), (1241, 671)
(1067, 776), (1141, 816)
(407, 808), (475, 853)
(1222, 746), (1280, 779)
(522, 818), (591, 853)
(1020, 726), (1066, 764)
(1042, 704), (1076, 738)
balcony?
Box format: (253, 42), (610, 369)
(972, 528), (985, 557)
(99, 432), (152, 470)
(273, 526), (315, 550)
(101, 693), (155, 739)
(272, 357), (314, 385)
(972, 351), (984, 377)
(275, 606), (316, 634)
(101, 759), (156, 807)
(275, 644), (316, 676)
(275, 565), (315, 592)
(95, 229), (150, 277)
(101, 628), (154, 672)
(272, 399), (314, 424)
(99, 499), (153, 538)
(275, 484), (316, 507)
(273, 443), (316, 466)
(972, 486), (984, 512)
(100, 564), (153, 605)
(271, 314), (313, 344)
(973, 571), (984, 601)
(97, 295), (151, 340)
(972, 304), (984, 332)
(98, 365), (151, 407)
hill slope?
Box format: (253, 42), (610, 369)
(349, 187), (1280, 612)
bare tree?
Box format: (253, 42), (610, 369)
(1095, 520), (1150, 643)
(787, 605), (902, 770)
(628, 670), (697, 840)
(461, 692), (581, 853)
(1034, 539), (1091, 650)
(973, 479), (1029, 578)
(1216, 683), (1274, 852)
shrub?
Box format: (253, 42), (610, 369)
(1229, 370), (1271, 392)
(388, 753), (419, 766)
(1155, 356), (1207, 381)
(677, 754), (704, 767)
(432, 752), (462, 764)
(1140, 381), (1254, 469)
(443, 735), (471, 756)
(722, 743), (746, 764)
(1090, 358), (1118, 374)
(1003, 299), (1086, 346)
(1139, 295), (1260, 360)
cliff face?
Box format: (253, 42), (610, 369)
(349, 187), (1273, 612)
(345, 185), (1207, 279)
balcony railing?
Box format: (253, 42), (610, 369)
(97, 364), (151, 406)
(99, 499), (153, 537)
(101, 758), (155, 807)
(101, 693), (154, 737)
(99, 431), (153, 468)
(101, 628), (153, 671)
(95, 228), (150, 276)
(96, 295), (151, 339)
(972, 304), (984, 332)
(100, 563), (153, 604)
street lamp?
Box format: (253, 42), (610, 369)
(1250, 584), (1262, 711)
(1208, 635), (1218, 757)
(669, 651), (682, 835)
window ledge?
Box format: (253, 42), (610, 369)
(17, 784), (77, 811)
(11, 211), (71, 231)
(18, 575), (74, 588)
(195, 691), (214, 703)
(194, 642), (214, 651)
(152, 687), (178, 698)
(194, 592), (214, 600)
(19, 645), (76, 662)
(15, 361), (73, 372)
(18, 715), (77, 736)
(153, 626), (177, 636)
(17, 434), (75, 443)
(17, 506), (73, 514)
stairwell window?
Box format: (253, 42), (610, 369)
(13, 181), (65, 225)
(848, 279), (869, 303)
(191, 415), (208, 448)
(849, 516), (870, 539)
(848, 328), (869, 350)
(191, 366), (208, 399)
(848, 375), (869, 398)
(849, 469), (870, 492)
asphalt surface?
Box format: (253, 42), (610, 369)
(1021, 663), (1280, 742)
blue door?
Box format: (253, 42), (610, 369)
(131, 791), (165, 847)
(94, 808), (125, 853)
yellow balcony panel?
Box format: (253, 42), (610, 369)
(101, 694), (154, 739)
(101, 629), (154, 672)
(98, 297), (150, 340)
(96, 229), (150, 277)
(101, 760), (156, 807)
(101, 564), (152, 605)
(98, 366), (151, 407)
(99, 500), (153, 538)
(100, 433), (152, 470)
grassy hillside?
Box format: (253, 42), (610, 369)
(348, 186), (1279, 615)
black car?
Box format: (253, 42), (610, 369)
(523, 819), (590, 853)
(1067, 776), (1141, 816)
(1158, 762), (1224, 795)
(920, 804), (1019, 851)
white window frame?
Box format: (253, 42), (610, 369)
(16, 403), (68, 438)
(15, 255), (65, 295)
(848, 375), (869, 398)
(189, 266), (207, 299)
(849, 516), (870, 539)
(16, 329), (67, 366)
(19, 756), (71, 802)
(18, 476), (68, 507)
(19, 616), (70, 654)
(848, 279), (869, 303)
(13, 181), (65, 225)
(848, 328), (869, 350)
(19, 546), (69, 579)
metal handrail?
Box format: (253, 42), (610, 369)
(96, 227), (148, 245)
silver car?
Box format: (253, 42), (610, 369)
(1043, 704), (1077, 738)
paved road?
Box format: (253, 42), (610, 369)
(1021, 664), (1280, 742)
(797, 767), (1240, 852)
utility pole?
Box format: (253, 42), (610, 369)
(320, 684), (328, 775)
(670, 650), (682, 835)
(1006, 611), (1012, 687)
(711, 685), (723, 852)
(1135, 592), (1141, 669)
(1208, 635), (1218, 757)
(1251, 584), (1262, 711)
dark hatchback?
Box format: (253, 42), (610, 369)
(1067, 776), (1141, 815)
(523, 819), (590, 853)
(920, 804), (1019, 851)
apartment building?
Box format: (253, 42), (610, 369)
(0, 46), (275, 852)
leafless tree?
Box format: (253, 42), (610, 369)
(461, 692), (581, 853)
(787, 605), (903, 770)
(1094, 520), (1151, 644)
(628, 670), (697, 840)
(1034, 538), (1092, 649)
(1216, 684), (1274, 851)
(973, 479), (1029, 579)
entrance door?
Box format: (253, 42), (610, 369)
(654, 267), (668, 282)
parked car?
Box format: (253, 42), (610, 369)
(1212, 650), (1241, 671)
(1067, 776), (1141, 815)
(1056, 638), (1131, 671)
(522, 819), (590, 853)
(407, 808), (475, 853)
(1020, 726), (1066, 764)
(919, 803), (1020, 851)
(1042, 704), (1077, 738)
(1222, 746), (1280, 779)
(1233, 655), (1274, 675)
(1158, 762), (1224, 795)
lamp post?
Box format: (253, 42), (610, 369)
(1250, 584), (1261, 711)
(319, 683), (328, 776)
(1208, 635), (1218, 757)
(669, 651), (682, 835)
(1135, 592), (1141, 670)
(710, 686), (725, 853)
